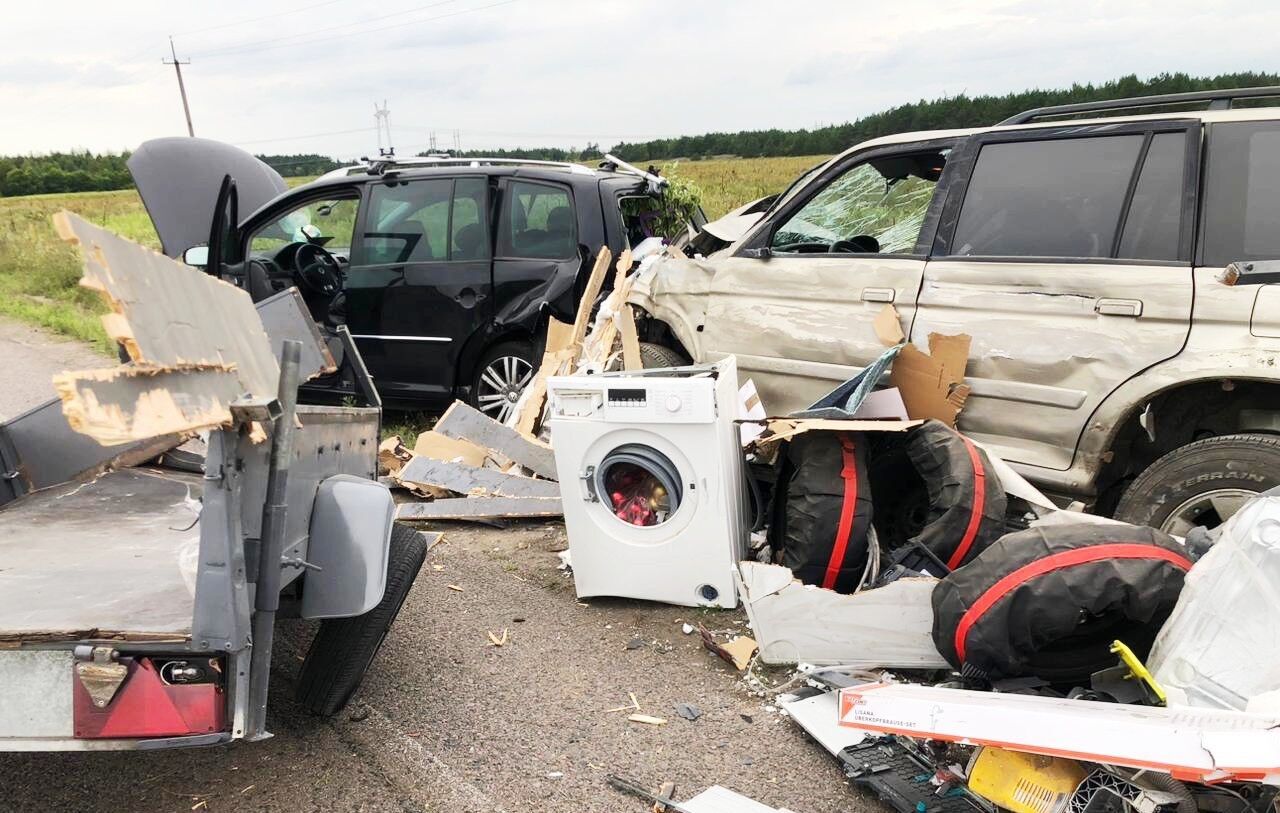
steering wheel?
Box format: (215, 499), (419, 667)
(830, 235), (881, 254)
(292, 243), (342, 297)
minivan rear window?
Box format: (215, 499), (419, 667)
(1201, 121), (1280, 267)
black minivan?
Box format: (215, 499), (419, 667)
(128, 138), (700, 418)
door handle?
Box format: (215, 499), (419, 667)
(1096, 298), (1143, 317)
(861, 287), (896, 303)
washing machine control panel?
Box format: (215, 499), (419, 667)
(549, 379), (717, 424)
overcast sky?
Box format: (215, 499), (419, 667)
(3, 0), (1277, 158)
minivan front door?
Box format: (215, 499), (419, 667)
(345, 176), (493, 403)
(700, 142), (953, 412)
(915, 121), (1200, 471)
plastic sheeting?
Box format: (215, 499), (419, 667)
(1150, 491), (1280, 711)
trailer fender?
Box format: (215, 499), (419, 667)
(300, 475), (395, 619)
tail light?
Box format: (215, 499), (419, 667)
(74, 654), (226, 740)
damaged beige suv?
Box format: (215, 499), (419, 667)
(631, 87), (1280, 533)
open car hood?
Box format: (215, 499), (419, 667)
(128, 137), (288, 258)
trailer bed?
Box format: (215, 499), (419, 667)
(0, 467), (202, 643)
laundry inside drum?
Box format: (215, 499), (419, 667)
(598, 444), (684, 527)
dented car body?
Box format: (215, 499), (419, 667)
(632, 91), (1280, 530)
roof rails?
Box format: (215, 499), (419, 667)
(998, 85), (1280, 126)
(360, 154), (597, 175)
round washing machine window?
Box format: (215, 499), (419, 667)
(596, 443), (685, 527)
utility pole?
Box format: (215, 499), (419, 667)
(374, 100), (394, 156)
(163, 37), (195, 137)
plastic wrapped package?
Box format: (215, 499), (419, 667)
(1149, 491), (1280, 711)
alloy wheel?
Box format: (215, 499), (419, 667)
(475, 355), (534, 423)
(1159, 487), (1255, 537)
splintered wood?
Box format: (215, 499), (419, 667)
(50, 212), (279, 445)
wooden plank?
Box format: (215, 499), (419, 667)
(434, 400), (558, 479)
(619, 304), (642, 370)
(569, 247), (613, 346)
(396, 496), (562, 521)
(513, 316), (573, 436)
(398, 455), (560, 499)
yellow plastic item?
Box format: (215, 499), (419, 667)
(1111, 639), (1168, 706)
(967, 747), (1086, 813)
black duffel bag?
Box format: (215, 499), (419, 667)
(769, 431), (872, 593)
(931, 522), (1192, 683)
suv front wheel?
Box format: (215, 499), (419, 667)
(470, 341), (535, 424)
(1114, 433), (1280, 535)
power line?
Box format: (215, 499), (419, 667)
(189, 0), (460, 58)
(233, 126), (378, 145)
(172, 0), (352, 37)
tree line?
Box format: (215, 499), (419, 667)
(3, 72), (1278, 197)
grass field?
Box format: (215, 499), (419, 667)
(0, 155), (829, 355)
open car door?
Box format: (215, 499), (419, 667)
(128, 137), (287, 259)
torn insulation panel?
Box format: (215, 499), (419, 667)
(50, 212), (281, 444)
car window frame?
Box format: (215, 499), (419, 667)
(735, 137), (961, 260)
(241, 184), (364, 260)
(496, 178), (578, 261)
(930, 119), (1201, 266)
(353, 175), (491, 266)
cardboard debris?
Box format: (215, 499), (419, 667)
(874, 304), (971, 427)
(51, 212), (279, 444)
(397, 454), (559, 500)
(699, 625), (758, 671)
(396, 496), (562, 521)
(837, 682), (1280, 784)
(412, 429), (488, 468)
(378, 436), (412, 476)
(433, 401), (557, 479)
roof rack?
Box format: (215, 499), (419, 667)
(358, 154), (598, 176)
(997, 85), (1280, 126)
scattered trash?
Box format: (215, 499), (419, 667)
(626, 636), (647, 650)
(545, 771), (564, 779)
(446, 584), (464, 592)
(674, 703), (702, 721)
(699, 624), (758, 671)
(487, 628), (508, 647)
(681, 623), (694, 635)
(627, 714), (667, 726)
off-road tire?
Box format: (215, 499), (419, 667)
(639, 342), (687, 369)
(1113, 434), (1280, 531)
(296, 523), (429, 716)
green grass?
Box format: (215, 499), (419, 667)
(0, 159), (826, 357)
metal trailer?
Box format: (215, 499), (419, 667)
(0, 328), (425, 750)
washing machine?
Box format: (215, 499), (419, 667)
(547, 357), (746, 608)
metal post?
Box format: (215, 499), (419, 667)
(245, 339), (302, 741)
(164, 37), (195, 137)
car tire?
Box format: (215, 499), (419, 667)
(1113, 433), (1280, 535)
(296, 523), (429, 717)
(639, 342), (688, 370)
(470, 341), (535, 424)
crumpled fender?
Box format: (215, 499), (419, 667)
(626, 255), (717, 360)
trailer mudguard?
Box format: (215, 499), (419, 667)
(300, 475), (395, 619)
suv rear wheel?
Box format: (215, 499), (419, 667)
(1113, 434), (1280, 535)
(639, 342), (688, 369)
(470, 341), (535, 423)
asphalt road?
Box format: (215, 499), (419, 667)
(0, 317), (878, 812)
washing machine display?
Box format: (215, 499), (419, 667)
(597, 444), (683, 526)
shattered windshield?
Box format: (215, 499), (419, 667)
(771, 149), (948, 255)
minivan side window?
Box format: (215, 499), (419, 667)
(451, 177), (490, 261)
(360, 179), (452, 264)
(499, 181), (576, 260)
(951, 136), (1146, 259)
(770, 149), (948, 255)
(1201, 121), (1280, 267)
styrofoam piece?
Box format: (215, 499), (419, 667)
(683, 785), (802, 813)
(736, 562), (949, 668)
(837, 682), (1280, 785)
(779, 690), (867, 755)
(1150, 493), (1280, 711)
